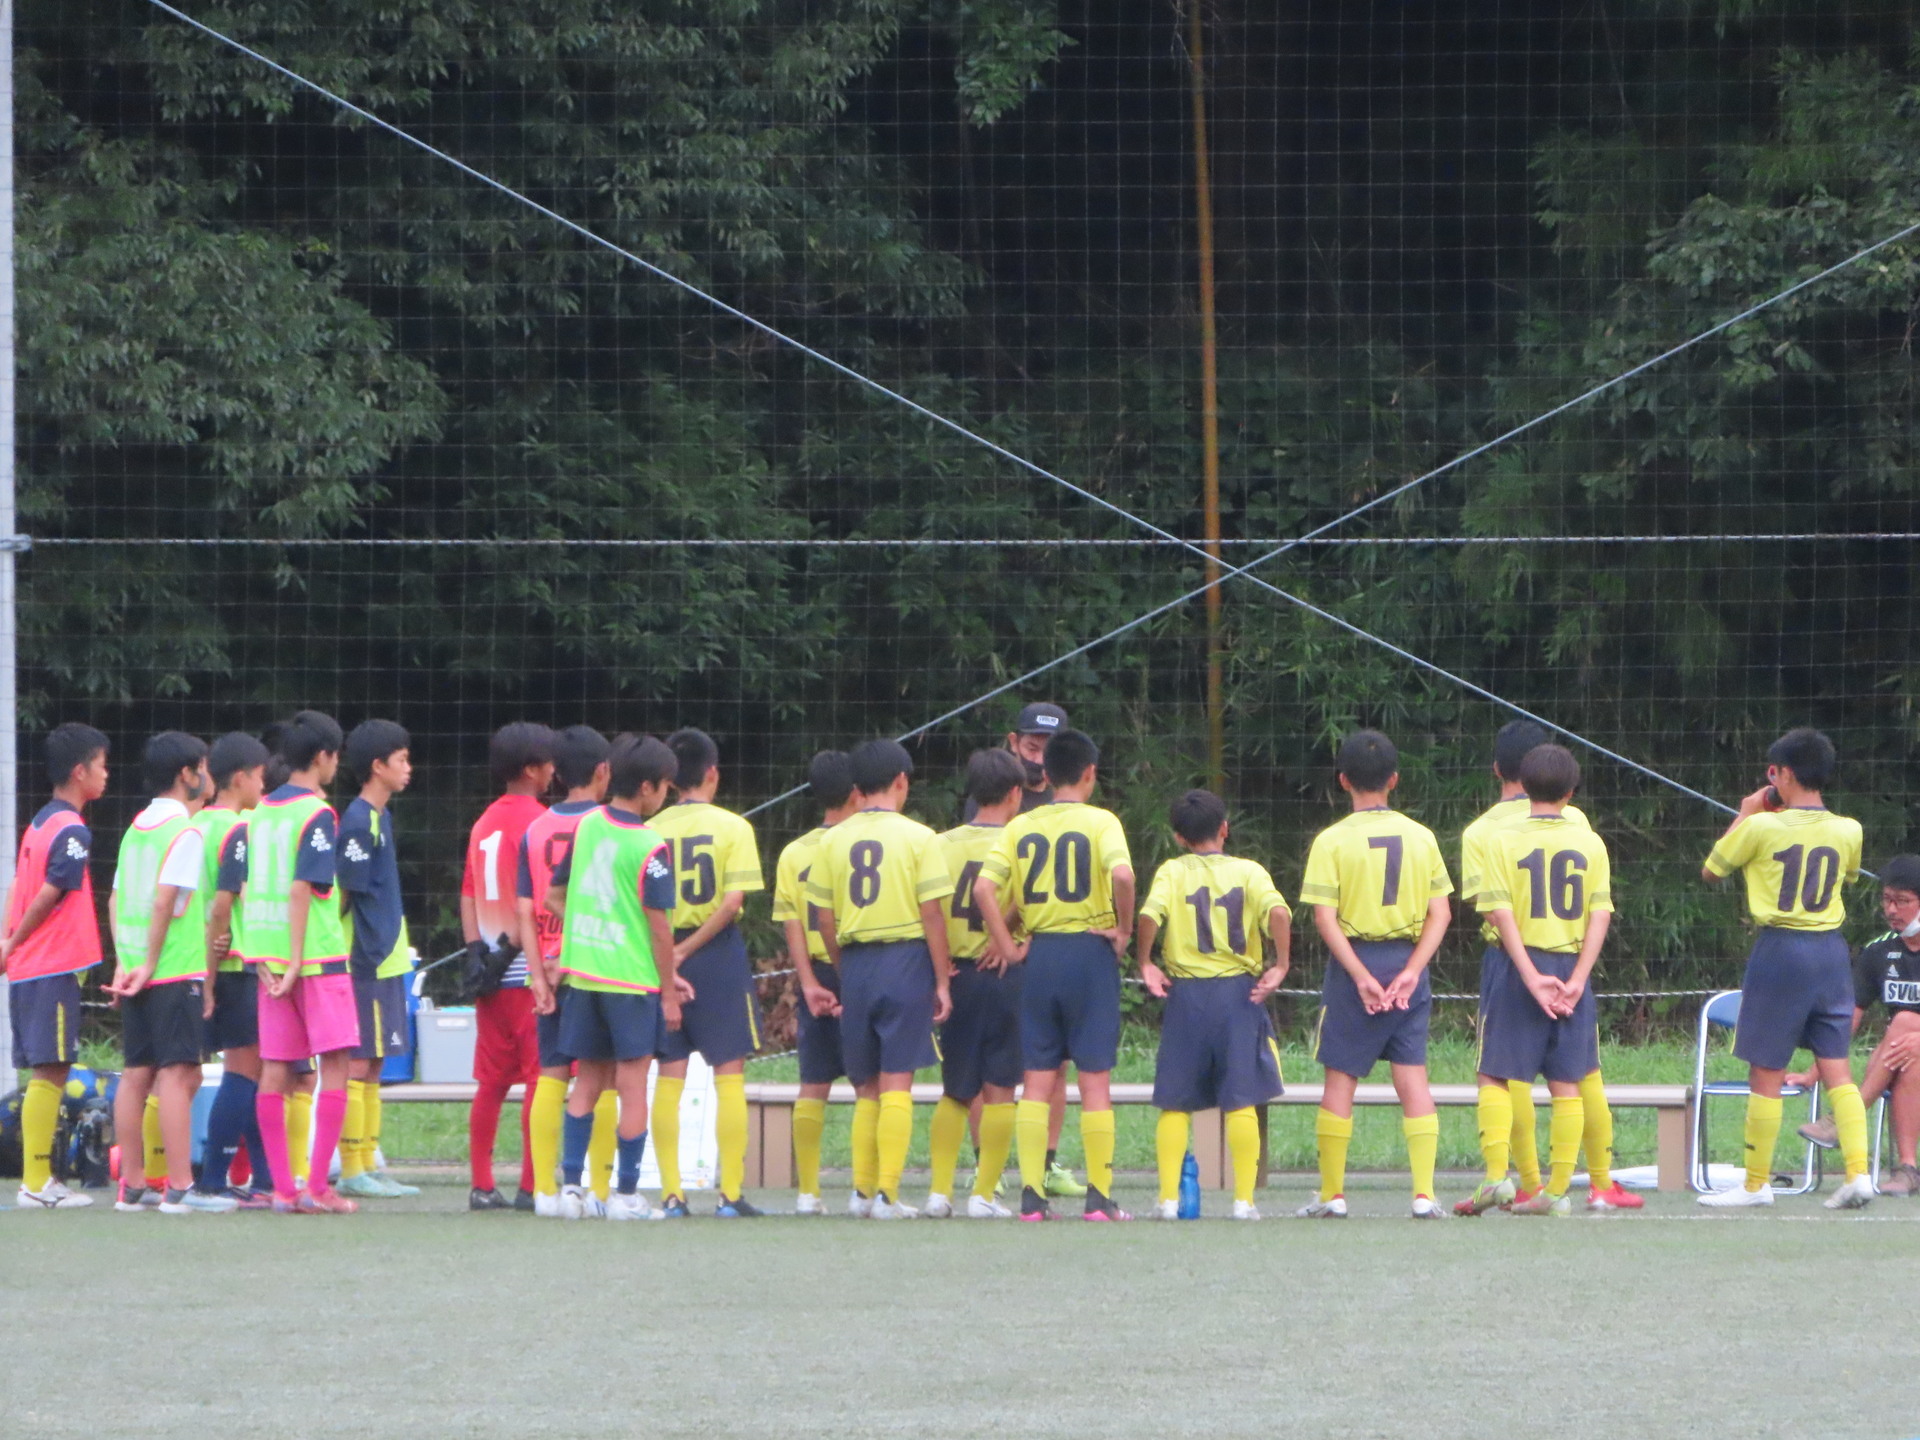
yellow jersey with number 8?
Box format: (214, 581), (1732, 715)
(807, 808), (953, 947)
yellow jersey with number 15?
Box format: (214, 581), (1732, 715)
(981, 801), (1132, 934)
(1300, 808), (1452, 941)
(1705, 807), (1862, 931)
(648, 800), (764, 930)
(1481, 815), (1613, 953)
(807, 807), (953, 947)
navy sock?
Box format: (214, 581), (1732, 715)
(241, 1101), (268, 1190)
(616, 1131), (648, 1195)
(561, 1110), (594, 1186)
(202, 1072), (258, 1191)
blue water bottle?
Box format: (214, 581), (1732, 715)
(1177, 1151), (1202, 1219)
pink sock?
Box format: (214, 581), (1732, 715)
(311, 1088), (348, 1196)
(255, 1091), (294, 1201)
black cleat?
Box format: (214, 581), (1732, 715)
(715, 1195), (764, 1217)
(468, 1186), (511, 1211)
(513, 1188), (537, 1212)
(1019, 1184), (1053, 1223)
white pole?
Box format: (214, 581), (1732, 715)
(0, 0), (19, 1101)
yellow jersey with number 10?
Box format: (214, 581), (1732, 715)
(1705, 807), (1862, 931)
(1481, 815), (1613, 953)
(981, 801), (1132, 934)
(1139, 852), (1290, 979)
(1299, 808), (1452, 941)
(807, 807), (953, 947)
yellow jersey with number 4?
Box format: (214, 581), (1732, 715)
(648, 800), (764, 930)
(771, 825), (829, 964)
(807, 807), (953, 947)
(1300, 808), (1452, 941)
(981, 801), (1132, 934)
(1705, 807), (1861, 931)
(940, 823), (1022, 962)
(1480, 815), (1613, 953)
(1140, 852), (1290, 979)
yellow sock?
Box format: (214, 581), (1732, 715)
(1547, 1095), (1583, 1197)
(851, 1096), (880, 1197)
(1577, 1070), (1612, 1192)
(1828, 1082), (1870, 1182)
(1156, 1111), (1191, 1204)
(1226, 1107), (1261, 1205)
(973, 1102), (1015, 1200)
(1744, 1092), (1783, 1192)
(288, 1090), (313, 1185)
(21, 1077), (60, 1192)
(1477, 1082), (1513, 1183)
(340, 1080), (368, 1179)
(1081, 1108), (1116, 1198)
(793, 1097), (827, 1197)
(876, 1091), (913, 1198)
(929, 1096), (969, 1198)
(143, 1095), (166, 1186)
(1315, 1109), (1353, 1202)
(1509, 1079), (1540, 1190)
(714, 1073), (747, 1202)
(588, 1090), (618, 1200)
(363, 1084), (383, 1172)
(652, 1074), (685, 1199)
(1015, 1098), (1050, 1197)
(1403, 1113), (1439, 1200)
(530, 1076), (566, 1194)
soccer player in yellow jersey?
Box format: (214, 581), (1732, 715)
(976, 728), (1135, 1222)
(1699, 727), (1873, 1209)
(649, 728), (767, 1217)
(1460, 745), (1613, 1217)
(1137, 790), (1289, 1221)
(806, 739), (954, 1219)
(770, 750), (857, 1215)
(1297, 729), (1452, 1219)
(925, 749), (1031, 1219)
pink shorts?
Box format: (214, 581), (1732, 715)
(257, 970), (361, 1061)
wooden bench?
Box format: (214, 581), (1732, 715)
(380, 1079), (1693, 1193)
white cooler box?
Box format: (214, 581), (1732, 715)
(414, 1003), (479, 1084)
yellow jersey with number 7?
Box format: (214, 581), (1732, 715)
(1299, 807), (1452, 941)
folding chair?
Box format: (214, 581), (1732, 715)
(1689, 989), (1823, 1195)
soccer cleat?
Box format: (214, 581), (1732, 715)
(659, 1194), (691, 1219)
(1018, 1185), (1053, 1222)
(848, 1192), (874, 1219)
(608, 1192), (658, 1221)
(1797, 1115), (1840, 1150)
(715, 1196), (765, 1218)
(270, 1196), (302, 1215)
(165, 1187), (239, 1215)
(558, 1184), (587, 1220)
(1454, 1177), (1517, 1216)
(1505, 1186), (1538, 1210)
(297, 1189), (359, 1215)
(114, 1183), (154, 1213)
(794, 1193), (826, 1216)
(1825, 1175), (1875, 1211)
(533, 1191), (562, 1218)
(579, 1192), (609, 1219)
(871, 1192), (919, 1219)
(1082, 1188), (1131, 1222)
(1231, 1200), (1262, 1221)
(338, 1172), (391, 1200)
(1151, 1198), (1179, 1221)
(514, 1188), (537, 1213)
(1296, 1196), (1348, 1219)
(1587, 1182), (1645, 1211)
(18, 1180), (94, 1210)
(1044, 1161), (1087, 1198)
(220, 1186), (273, 1211)
(922, 1192), (954, 1219)
(1411, 1195), (1448, 1220)
(468, 1186), (511, 1212)
(1507, 1189), (1570, 1217)
(1879, 1163), (1920, 1197)
(372, 1171), (421, 1197)
(1698, 1183), (1774, 1208)
(967, 1194), (1013, 1219)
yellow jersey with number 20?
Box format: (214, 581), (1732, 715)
(981, 801), (1132, 934)
(1705, 807), (1862, 931)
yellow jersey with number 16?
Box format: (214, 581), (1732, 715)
(1300, 808), (1452, 941)
(1705, 807), (1862, 931)
(1481, 815), (1613, 953)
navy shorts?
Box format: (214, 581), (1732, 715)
(351, 972), (413, 1060)
(9, 971), (82, 1069)
(537, 1006), (570, 1069)
(1734, 927), (1854, 1069)
(1315, 939), (1431, 1077)
(796, 959), (846, 1086)
(940, 960), (1024, 1102)
(1153, 973), (1285, 1112)
(1020, 932), (1122, 1074)
(205, 968), (260, 1052)
(1476, 943), (1503, 1018)
(1476, 947), (1599, 1084)
(657, 924), (762, 1066)
(558, 984), (662, 1064)
(122, 980), (206, 1070)
(839, 940), (938, 1086)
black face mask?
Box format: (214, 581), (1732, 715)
(1021, 757), (1047, 789)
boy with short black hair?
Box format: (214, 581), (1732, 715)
(1298, 729), (1453, 1220)
(1700, 726), (1871, 1208)
(771, 749), (857, 1215)
(250, 709), (361, 1214)
(926, 748), (1031, 1219)
(2, 723), (110, 1209)
(461, 722), (555, 1211)
(546, 734), (683, 1220)
(1138, 789), (1290, 1221)
(807, 739), (954, 1219)
(976, 727), (1136, 1221)
(335, 719), (419, 1200)
(648, 727), (767, 1218)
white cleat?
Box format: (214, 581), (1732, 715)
(966, 1194), (1013, 1219)
(533, 1191), (561, 1219)
(608, 1191), (658, 1221)
(20, 1181), (94, 1210)
(794, 1193), (826, 1216)
(1151, 1199), (1179, 1220)
(1825, 1175), (1875, 1211)
(1411, 1195), (1446, 1220)
(848, 1192), (874, 1219)
(871, 1193), (919, 1219)
(1231, 1200), (1262, 1221)
(922, 1192), (953, 1219)
(1698, 1183), (1774, 1208)
(1296, 1196), (1348, 1219)
(559, 1184), (588, 1220)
